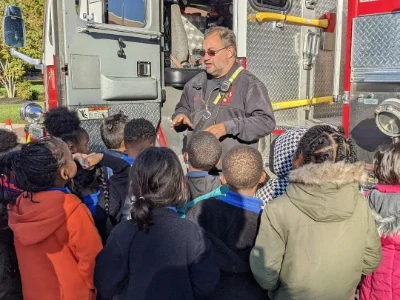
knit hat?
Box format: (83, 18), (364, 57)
(256, 127), (308, 203)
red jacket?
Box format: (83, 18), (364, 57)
(8, 189), (103, 300)
(360, 184), (400, 300)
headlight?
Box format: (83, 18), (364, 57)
(20, 101), (43, 124)
(375, 98), (400, 138)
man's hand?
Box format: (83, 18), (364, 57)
(171, 114), (193, 129)
(204, 123), (227, 139)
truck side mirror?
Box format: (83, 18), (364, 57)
(2, 6), (26, 48)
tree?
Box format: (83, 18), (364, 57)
(0, 0), (44, 98)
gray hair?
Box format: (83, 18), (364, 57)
(204, 26), (237, 57)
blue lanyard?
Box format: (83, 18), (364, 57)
(167, 206), (177, 212)
(47, 187), (72, 194)
(217, 190), (263, 214)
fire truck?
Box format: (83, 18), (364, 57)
(3, 0), (400, 168)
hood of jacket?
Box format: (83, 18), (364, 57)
(269, 127), (309, 177)
(187, 171), (221, 200)
(367, 184), (400, 236)
(286, 161), (366, 222)
(8, 190), (82, 245)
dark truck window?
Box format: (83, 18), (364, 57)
(106, 0), (146, 28)
(249, 0), (291, 12)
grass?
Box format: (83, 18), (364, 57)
(0, 82), (44, 123)
(0, 102), (44, 123)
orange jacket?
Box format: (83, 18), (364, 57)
(8, 190), (103, 300)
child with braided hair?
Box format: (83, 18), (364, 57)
(250, 125), (381, 300)
(6, 136), (102, 300)
(44, 106), (130, 243)
(73, 152), (130, 244)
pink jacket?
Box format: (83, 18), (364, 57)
(360, 184), (400, 300)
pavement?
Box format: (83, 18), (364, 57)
(0, 123), (26, 143)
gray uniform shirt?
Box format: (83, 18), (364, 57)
(173, 63), (276, 158)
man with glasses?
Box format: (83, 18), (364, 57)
(171, 26), (275, 159)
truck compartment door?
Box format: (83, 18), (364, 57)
(59, 0), (162, 106)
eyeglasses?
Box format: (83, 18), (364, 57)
(198, 46), (230, 57)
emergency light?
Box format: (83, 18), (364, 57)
(375, 98), (400, 141)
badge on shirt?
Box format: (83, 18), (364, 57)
(220, 87), (234, 106)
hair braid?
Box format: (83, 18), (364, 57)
(70, 164), (86, 197)
(98, 167), (110, 215)
(347, 137), (358, 163)
(336, 134), (346, 162)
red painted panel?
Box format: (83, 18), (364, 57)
(46, 55), (58, 110)
(157, 125), (168, 147)
(272, 129), (285, 135)
(357, 0), (400, 16)
(342, 104), (350, 138)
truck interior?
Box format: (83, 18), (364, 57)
(164, 0), (234, 89)
(164, 0), (290, 88)
(76, 0), (289, 89)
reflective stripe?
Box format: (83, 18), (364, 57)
(213, 67), (244, 105)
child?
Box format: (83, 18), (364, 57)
(250, 125), (381, 300)
(43, 106), (89, 154)
(256, 127), (308, 203)
(72, 152), (130, 244)
(0, 130), (22, 300)
(121, 118), (157, 220)
(7, 137), (103, 300)
(94, 147), (220, 299)
(100, 112), (131, 177)
(123, 118), (156, 161)
(44, 106), (129, 243)
(100, 112), (129, 157)
(186, 145), (268, 300)
(360, 143), (400, 300)
(186, 131), (222, 199)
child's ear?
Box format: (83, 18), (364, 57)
(59, 166), (69, 181)
(120, 140), (126, 152)
(66, 141), (77, 154)
(260, 170), (268, 184)
(293, 153), (304, 170)
(220, 174), (227, 185)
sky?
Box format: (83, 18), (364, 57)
(108, 0), (145, 24)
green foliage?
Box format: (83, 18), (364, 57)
(0, 0), (44, 97)
(15, 80), (32, 100)
(31, 82), (44, 100)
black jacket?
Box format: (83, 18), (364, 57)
(0, 205), (22, 300)
(187, 171), (221, 200)
(186, 193), (268, 300)
(0, 162), (23, 300)
(94, 208), (220, 300)
(173, 63), (276, 158)
(91, 153), (130, 244)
